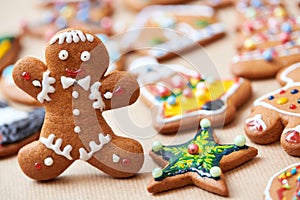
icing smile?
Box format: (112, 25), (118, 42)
(65, 68), (84, 77)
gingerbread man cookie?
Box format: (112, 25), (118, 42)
(148, 118), (258, 196)
(244, 76), (300, 156)
(13, 28), (144, 181)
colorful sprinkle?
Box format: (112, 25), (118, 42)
(291, 167), (297, 175)
(280, 32), (291, 44)
(277, 97), (288, 105)
(244, 39), (256, 50)
(290, 104), (297, 109)
(281, 23), (292, 33)
(274, 7), (287, 17)
(167, 96), (177, 106)
(22, 72), (31, 80)
(291, 89), (299, 94)
(152, 141), (163, 152)
(210, 166), (221, 178)
(263, 49), (273, 61)
(200, 118), (211, 128)
(152, 168), (163, 178)
(188, 143), (199, 155)
(195, 20), (209, 28)
(234, 135), (246, 147)
(280, 90), (286, 94)
(268, 95), (274, 100)
(34, 162), (42, 170)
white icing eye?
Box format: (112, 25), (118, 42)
(58, 50), (69, 60)
(81, 51), (90, 62)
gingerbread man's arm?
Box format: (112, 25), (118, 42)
(13, 57), (48, 101)
(100, 71), (140, 111)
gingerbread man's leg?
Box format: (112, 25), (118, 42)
(87, 136), (144, 178)
(244, 106), (283, 144)
(280, 117), (300, 156)
(18, 140), (74, 181)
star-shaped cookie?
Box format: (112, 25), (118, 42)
(147, 119), (258, 196)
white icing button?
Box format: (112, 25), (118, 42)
(112, 154), (120, 163)
(104, 91), (113, 100)
(72, 91), (79, 99)
(73, 109), (80, 116)
(74, 126), (81, 133)
(32, 80), (41, 87)
(44, 157), (54, 166)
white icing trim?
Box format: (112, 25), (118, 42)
(37, 71), (56, 103)
(254, 82), (300, 117)
(112, 154), (120, 163)
(0, 107), (29, 126)
(279, 62), (300, 84)
(60, 75), (91, 91)
(77, 75), (91, 91)
(40, 134), (73, 160)
(32, 80), (41, 87)
(89, 82), (105, 111)
(61, 76), (76, 89)
(264, 163), (300, 200)
(49, 30), (94, 45)
(79, 133), (111, 161)
(245, 114), (267, 131)
(104, 91), (113, 100)
(282, 125), (300, 134)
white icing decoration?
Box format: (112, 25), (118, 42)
(49, 30), (94, 45)
(44, 157), (54, 166)
(32, 80), (41, 87)
(104, 91), (113, 100)
(74, 126), (81, 133)
(58, 50), (69, 60)
(279, 62), (300, 84)
(37, 71), (56, 103)
(282, 125), (300, 134)
(72, 91), (79, 99)
(264, 163), (300, 200)
(245, 114), (267, 131)
(254, 82), (300, 117)
(61, 75), (91, 91)
(112, 154), (120, 163)
(40, 134), (73, 160)
(73, 109), (80, 116)
(80, 51), (91, 62)
(79, 133), (111, 161)
(89, 82), (105, 110)
(0, 107), (28, 126)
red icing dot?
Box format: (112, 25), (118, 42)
(280, 32), (291, 43)
(34, 162), (42, 170)
(22, 72), (31, 80)
(289, 104), (297, 109)
(188, 144), (199, 155)
(122, 158), (130, 166)
(113, 86), (124, 96)
(285, 131), (300, 144)
(279, 90), (286, 94)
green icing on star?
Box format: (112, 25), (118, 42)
(153, 126), (248, 181)
(195, 20), (209, 28)
(149, 38), (165, 46)
(0, 36), (14, 44)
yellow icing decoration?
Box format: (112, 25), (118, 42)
(274, 7), (286, 17)
(190, 78), (199, 87)
(277, 97), (288, 105)
(0, 39), (11, 59)
(163, 80), (235, 117)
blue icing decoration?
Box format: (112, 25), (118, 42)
(263, 49), (273, 61)
(291, 89), (299, 94)
(268, 95), (274, 100)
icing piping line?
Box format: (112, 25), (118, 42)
(37, 71), (56, 103)
(279, 62), (300, 84)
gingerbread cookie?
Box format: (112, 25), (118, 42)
(244, 81), (300, 156)
(0, 35), (21, 74)
(277, 62), (300, 86)
(231, 40), (300, 79)
(130, 57), (252, 134)
(0, 64), (40, 106)
(148, 118), (258, 196)
(126, 5), (225, 60)
(0, 102), (44, 157)
(22, 0), (113, 40)
(264, 163), (300, 200)
(13, 28), (144, 181)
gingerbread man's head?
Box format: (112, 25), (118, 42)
(45, 28), (109, 82)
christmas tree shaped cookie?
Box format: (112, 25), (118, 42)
(126, 5), (225, 60)
(148, 118), (258, 196)
(130, 57), (252, 134)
